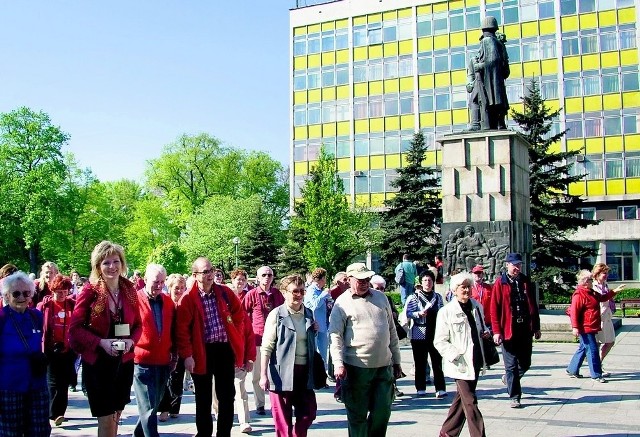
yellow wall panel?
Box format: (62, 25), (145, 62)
(626, 178), (640, 194)
(417, 37), (433, 52)
(436, 111), (452, 125)
(452, 109), (468, 124)
(354, 83), (368, 97)
(334, 85), (349, 100)
(383, 42), (398, 57)
(383, 10), (398, 20)
(433, 34), (449, 49)
(582, 53), (600, 69)
(510, 102), (524, 114)
(579, 12), (598, 29)
(623, 91), (640, 108)
(354, 47), (368, 61)
(370, 155), (385, 169)
(538, 19), (555, 35)
(465, 0), (480, 5)
(294, 56), (307, 70)
(337, 121), (350, 135)
(369, 80), (383, 95)
(321, 21), (335, 31)
(294, 91), (307, 105)
(625, 134), (640, 151)
(370, 194), (385, 207)
(564, 97), (583, 113)
(561, 15), (579, 32)
(434, 72), (451, 87)
(451, 70), (466, 85)
(369, 45), (383, 59)
(585, 137), (604, 153)
(423, 151), (438, 166)
(384, 79), (399, 93)
(368, 13), (382, 23)
(386, 116), (400, 130)
(620, 49), (638, 66)
(307, 54), (321, 68)
(598, 10), (617, 26)
(336, 158), (350, 172)
(336, 19), (348, 29)
(583, 95), (602, 111)
(450, 32), (466, 47)
(308, 89), (321, 103)
(386, 154), (401, 169)
(322, 52), (336, 65)
(398, 39), (413, 55)
(419, 75), (435, 89)
(449, 0), (464, 9)
(618, 7), (636, 24)
(416, 5), (432, 14)
(521, 22), (538, 37)
(294, 162), (308, 175)
(546, 99), (560, 112)
(399, 77), (413, 92)
(541, 59), (558, 74)
(420, 112), (436, 127)
(548, 141), (562, 154)
(322, 87), (336, 100)
(294, 27), (306, 36)
(607, 179), (624, 196)
(523, 61), (541, 77)
(308, 24), (321, 33)
(400, 114), (415, 129)
(355, 157), (370, 170)
(308, 124), (321, 138)
(322, 122), (336, 137)
(603, 93), (622, 110)
(355, 194), (370, 208)
(336, 49), (349, 63)
(370, 117), (384, 132)
(354, 119), (369, 133)
(566, 139), (585, 152)
(433, 2), (448, 12)
(569, 181), (587, 196)
(398, 7), (412, 18)
(294, 126), (307, 140)
(385, 192), (397, 201)
(353, 16), (366, 25)
(587, 180), (605, 196)
(509, 63), (523, 78)
(563, 56), (582, 73)
(605, 136), (623, 152)
(600, 52), (619, 67)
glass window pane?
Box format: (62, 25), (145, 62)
(624, 114), (640, 134)
(583, 75), (601, 96)
(370, 174), (384, 193)
(418, 56), (433, 74)
(398, 56), (413, 77)
(355, 175), (368, 193)
(354, 138), (368, 156)
(451, 52), (465, 70)
(370, 137), (384, 155)
(540, 40), (556, 59)
(369, 61), (383, 81)
(522, 41), (539, 61)
(336, 138), (350, 158)
(294, 73), (306, 91)
(307, 69), (320, 89)
(336, 29), (348, 50)
(417, 15), (432, 37)
(623, 72), (640, 91)
(433, 12), (448, 34)
(369, 98), (383, 117)
(434, 54), (449, 72)
(598, 0), (616, 9)
(383, 23), (397, 42)
(521, 4), (537, 21)
(400, 95), (414, 114)
(354, 63), (367, 83)
(621, 29), (637, 49)
(504, 6), (519, 24)
(354, 99), (368, 119)
(368, 26), (382, 45)
(385, 97), (398, 116)
(435, 93), (451, 110)
(397, 18), (413, 40)
(450, 15), (464, 32)
(353, 25), (367, 47)
(606, 159), (623, 178)
(600, 32), (618, 51)
(562, 38), (579, 56)
(322, 68), (335, 87)
(385, 136), (400, 153)
(308, 105), (321, 124)
(579, 0), (596, 12)
(581, 35), (598, 54)
(419, 94), (434, 112)
(564, 78), (581, 97)
(561, 0), (577, 14)
(322, 102), (336, 123)
(322, 33), (334, 52)
(604, 117), (622, 136)
(294, 37), (307, 56)
(466, 11), (481, 29)
(585, 157), (603, 178)
(294, 107), (306, 126)
(336, 65), (349, 85)
(541, 81), (558, 99)
(539, 1), (555, 18)
(294, 144), (306, 161)
(308, 34), (320, 54)
(584, 118), (602, 137)
(506, 43), (521, 62)
(603, 74), (620, 93)
(384, 58), (398, 79)
(626, 157), (640, 177)
(566, 119), (583, 138)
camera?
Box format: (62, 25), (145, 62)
(112, 340), (126, 352)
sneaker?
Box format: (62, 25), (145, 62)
(501, 375), (507, 385)
(435, 390), (447, 399)
(565, 370), (583, 378)
(334, 394), (343, 403)
(256, 406), (266, 415)
(510, 398), (521, 408)
(601, 371), (611, 377)
(239, 423), (252, 433)
(416, 390), (428, 397)
(592, 377), (608, 383)
(54, 416), (65, 427)
(394, 387), (404, 397)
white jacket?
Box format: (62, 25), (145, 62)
(434, 298), (488, 381)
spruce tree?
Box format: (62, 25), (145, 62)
(511, 79), (598, 300)
(379, 131), (442, 278)
(237, 204), (279, 276)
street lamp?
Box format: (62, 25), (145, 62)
(232, 237), (240, 268)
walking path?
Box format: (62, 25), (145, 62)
(53, 317), (640, 437)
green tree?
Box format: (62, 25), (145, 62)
(277, 223), (309, 277)
(511, 79), (598, 299)
(237, 205), (280, 275)
(147, 241), (188, 275)
(379, 131), (442, 279)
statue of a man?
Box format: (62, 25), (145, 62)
(471, 16), (510, 130)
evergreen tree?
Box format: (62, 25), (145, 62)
(277, 222), (309, 278)
(511, 79), (598, 299)
(379, 131), (442, 279)
(237, 205), (279, 276)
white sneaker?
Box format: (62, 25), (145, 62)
(240, 423), (252, 433)
(435, 390), (448, 399)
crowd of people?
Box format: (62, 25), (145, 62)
(0, 245), (624, 437)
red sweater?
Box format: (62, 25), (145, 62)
(134, 290), (175, 366)
(570, 285), (615, 334)
(242, 286), (285, 346)
(490, 273), (540, 340)
(176, 282), (246, 374)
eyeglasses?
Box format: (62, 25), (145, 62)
(196, 269), (214, 275)
(11, 290), (32, 299)
(289, 288), (305, 294)
(261, 273), (273, 277)
(214, 273), (223, 278)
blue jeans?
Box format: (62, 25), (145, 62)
(567, 333), (602, 379)
(132, 364), (171, 437)
(316, 331), (328, 371)
(400, 284), (415, 305)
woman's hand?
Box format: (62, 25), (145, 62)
(184, 356), (195, 373)
(259, 375), (270, 392)
(99, 338), (116, 356)
(614, 284), (626, 293)
(481, 330), (491, 339)
(123, 339), (135, 352)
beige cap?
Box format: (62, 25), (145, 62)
(345, 262), (375, 280)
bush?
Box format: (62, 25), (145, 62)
(615, 287), (640, 300)
(541, 287), (640, 305)
(386, 291), (402, 309)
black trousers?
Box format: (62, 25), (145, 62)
(158, 358), (185, 414)
(46, 350), (77, 419)
(502, 331), (533, 400)
(410, 338), (445, 392)
(192, 342), (235, 437)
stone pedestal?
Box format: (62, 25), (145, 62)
(437, 130), (531, 282)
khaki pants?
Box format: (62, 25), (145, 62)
(252, 346), (265, 409)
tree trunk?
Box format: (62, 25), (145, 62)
(29, 242), (40, 274)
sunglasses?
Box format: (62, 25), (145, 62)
(196, 269), (215, 275)
(12, 290), (32, 299)
(214, 273), (223, 278)
(261, 273), (273, 277)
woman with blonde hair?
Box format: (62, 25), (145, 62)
(34, 261), (59, 306)
(69, 241), (142, 437)
(591, 263), (625, 372)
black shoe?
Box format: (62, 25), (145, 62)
(256, 406), (266, 415)
(327, 375), (336, 383)
(395, 388), (404, 397)
(334, 395), (343, 403)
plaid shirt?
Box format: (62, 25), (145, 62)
(200, 288), (228, 343)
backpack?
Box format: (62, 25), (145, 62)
(395, 267), (406, 286)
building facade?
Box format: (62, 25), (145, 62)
(289, 0), (640, 281)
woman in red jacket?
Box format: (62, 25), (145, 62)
(566, 269), (618, 382)
(69, 241), (142, 437)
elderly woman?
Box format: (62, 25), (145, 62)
(0, 272), (50, 437)
(69, 241), (142, 437)
(434, 273), (491, 437)
(37, 274), (77, 427)
(33, 261), (59, 306)
(406, 270), (445, 398)
(591, 263), (625, 373)
(260, 275), (318, 437)
(567, 269), (619, 382)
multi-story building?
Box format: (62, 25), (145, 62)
(289, 0), (640, 281)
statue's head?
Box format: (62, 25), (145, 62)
(481, 16), (499, 32)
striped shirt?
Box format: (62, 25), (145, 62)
(200, 288), (228, 343)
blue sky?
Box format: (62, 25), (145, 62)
(0, 2), (293, 182)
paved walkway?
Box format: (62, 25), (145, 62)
(52, 317), (640, 437)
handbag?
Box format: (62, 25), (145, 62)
(394, 319), (407, 340)
(312, 351), (327, 390)
(476, 308), (500, 366)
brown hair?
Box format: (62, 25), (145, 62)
(0, 263), (18, 279)
(230, 269), (247, 280)
(311, 267), (327, 282)
(279, 274), (305, 293)
(591, 263), (610, 278)
(50, 274), (73, 293)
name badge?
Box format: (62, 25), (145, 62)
(115, 324), (130, 337)
(58, 311), (66, 319)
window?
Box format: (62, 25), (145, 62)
(354, 173), (369, 193)
(598, 0), (616, 9)
(322, 66), (335, 87)
(506, 81), (523, 103)
(399, 92), (414, 114)
(578, 0), (596, 13)
(322, 101), (336, 123)
(503, 1), (519, 24)
(450, 10), (465, 32)
(384, 57), (398, 79)
(606, 240), (638, 281)
(521, 3), (537, 22)
(307, 33), (321, 54)
(336, 137), (350, 158)
(624, 113), (640, 134)
(565, 119), (583, 138)
(620, 27), (637, 49)
(370, 135), (384, 155)
(353, 61), (367, 83)
(294, 35), (306, 56)
(369, 96), (383, 118)
(582, 73), (601, 96)
(433, 12), (448, 34)
(336, 28), (348, 50)
(383, 20), (397, 42)
(337, 173), (350, 195)
(419, 92), (434, 112)
(506, 42), (521, 63)
(622, 70), (640, 91)
(397, 17), (413, 40)
(354, 135), (368, 156)
(435, 89), (451, 110)
(353, 25), (367, 47)
(451, 52), (466, 70)
(606, 153), (624, 178)
(564, 77), (581, 97)
(417, 14), (432, 37)
(560, 0), (577, 14)
(618, 0), (635, 6)
(562, 34), (579, 56)
(336, 64), (349, 85)
(538, 1), (555, 18)
(370, 170), (385, 193)
(452, 86), (467, 109)
(417, 54), (433, 74)
(293, 106), (306, 126)
(307, 142), (320, 160)
(584, 116), (602, 137)
(385, 169), (399, 192)
(578, 208), (596, 220)
(602, 70), (620, 93)
(293, 71), (306, 91)
(307, 104), (320, 125)
(368, 22), (383, 45)
(585, 155), (603, 179)
(307, 68), (320, 89)
(398, 55), (413, 77)
(370, 59), (383, 81)
(540, 38), (556, 59)
(600, 31), (618, 52)
(294, 142), (306, 162)
(385, 133), (400, 153)
(384, 94), (399, 116)
(522, 40), (539, 62)
(434, 52), (449, 73)
(322, 31), (334, 52)
(541, 78), (559, 99)
(626, 153), (640, 177)
(354, 98), (367, 119)
(604, 116), (622, 136)
(618, 206), (638, 220)
(580, 34), (598, 54)
(466, 7), (481, 29)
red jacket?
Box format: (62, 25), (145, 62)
(240, 311), (256, 365)
(176, 282), (245, 374)
(242, 286), (285, 346)
(134, 290), (175, 366)
(490, 273), (540, 340)
(570, 285), (615, 334)
(471, 282), (492, 325)
(37, 295), (76, 353)
(69, 278), (142, 364)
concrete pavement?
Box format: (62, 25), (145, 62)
(52, 317), (640, 437)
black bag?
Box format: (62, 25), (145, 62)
(395, 267), (406, 286)
(482, 337), (500, 366)
(29, 352), (49, 377)
(394, 319), (407, 340)
(312, 351), (327, 390)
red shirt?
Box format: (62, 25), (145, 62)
(471, 282), (492, 324)
(570, 285), (615, 334)
(242, 286), (284, 346)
